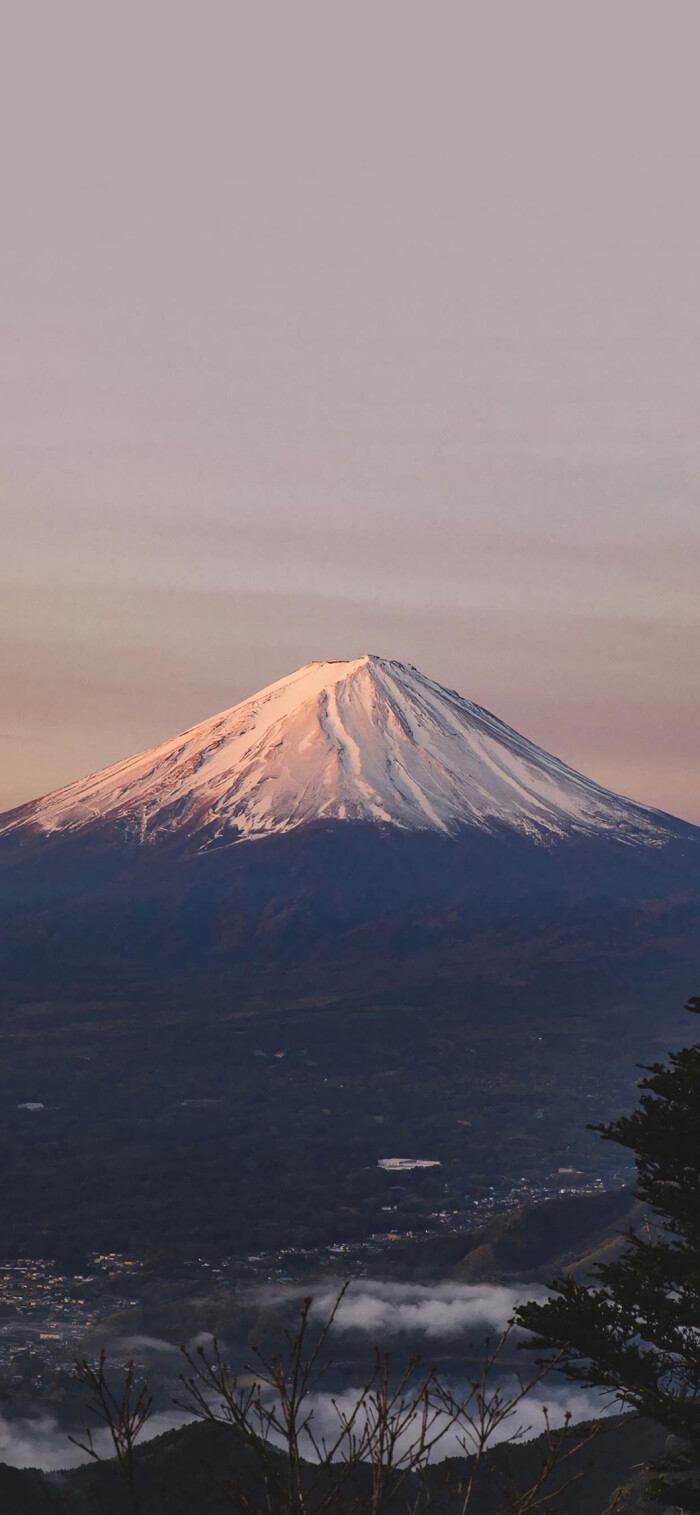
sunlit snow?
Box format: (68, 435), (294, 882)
(0, 655), (673, 849)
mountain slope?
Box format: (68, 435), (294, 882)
(0, 655), (683, 850)
(0, 658), (698, 1262)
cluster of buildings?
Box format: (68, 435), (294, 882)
(0, 1256), (142, 1386)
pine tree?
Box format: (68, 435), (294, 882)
(517, 996), (700, 1510)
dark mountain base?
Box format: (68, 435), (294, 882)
(1, 819), (699, 976)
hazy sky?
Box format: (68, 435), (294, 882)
(2, 0), (699, 820)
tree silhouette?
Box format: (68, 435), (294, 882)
(518, 996), (700, 1510)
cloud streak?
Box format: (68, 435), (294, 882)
(308, 1281), (548, 1339)
(297, 1379), (618, 1465)
(0, 1408), (191, 1472)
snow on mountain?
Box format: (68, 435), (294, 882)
(0, 655), (676, 849)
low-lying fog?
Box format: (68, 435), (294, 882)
(0, 1281), (617, 1471)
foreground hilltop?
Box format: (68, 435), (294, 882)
(0, 1413), (668, 1515)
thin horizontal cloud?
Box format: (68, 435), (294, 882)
(308, 1281), (546, 1338)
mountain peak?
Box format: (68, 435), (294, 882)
(0, 656), (675, 849)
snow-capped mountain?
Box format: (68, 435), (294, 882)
(0, 654), (678, 849)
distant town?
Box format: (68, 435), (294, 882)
(0, 1167), (629, 1386)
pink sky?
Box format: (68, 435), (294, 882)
(1, 1), (699, 822)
